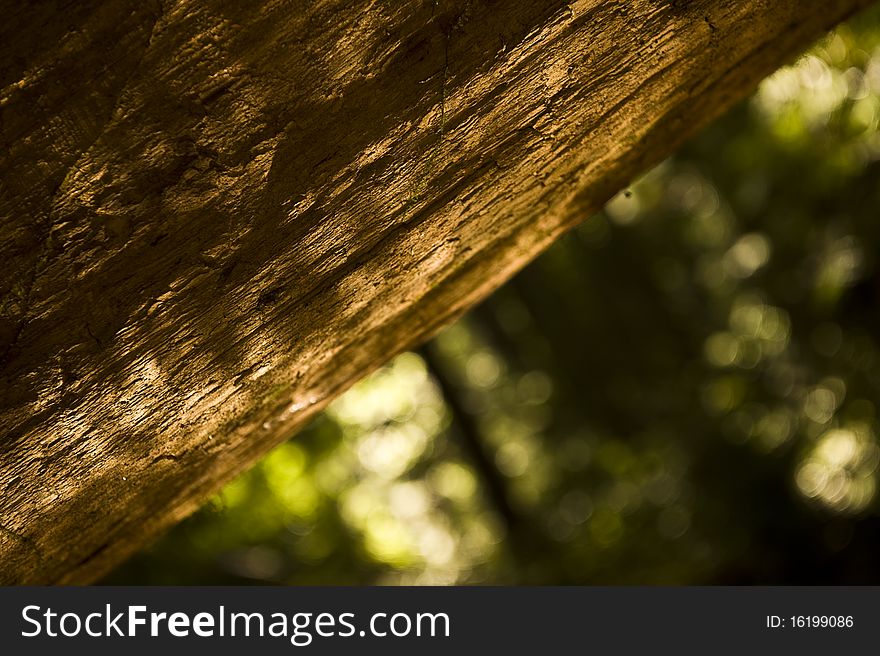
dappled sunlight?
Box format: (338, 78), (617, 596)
(106, 8), (880, 586)
(797, 425), (879, 512)
(755, 28), (880, 164)
(327, 353), (439, 429)
(356, 424), (430, 479)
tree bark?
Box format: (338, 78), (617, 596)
(0, 0), (873, 584)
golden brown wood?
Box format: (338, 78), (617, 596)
(1, 0), (874, 583)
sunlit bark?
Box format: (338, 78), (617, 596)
(1, 0), (873, 583)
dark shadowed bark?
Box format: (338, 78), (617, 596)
(1, 0), (874, 584)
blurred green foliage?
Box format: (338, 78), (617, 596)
(106, 8), (880, 585)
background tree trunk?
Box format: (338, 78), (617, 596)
(1, 0), (873, 584)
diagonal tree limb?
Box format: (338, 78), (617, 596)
(0, 0), (874, 584)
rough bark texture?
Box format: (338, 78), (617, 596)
(0, 0), (874, 584)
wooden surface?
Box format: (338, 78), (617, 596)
(1, 0), (874, 583)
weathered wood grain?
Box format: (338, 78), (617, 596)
(1, 0), (874, 583)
